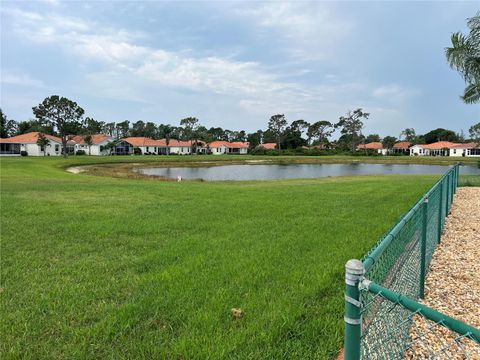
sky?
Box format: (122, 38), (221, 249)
(1, 0), (479, 138)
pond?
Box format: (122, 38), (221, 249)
(136, 163), (480, 181)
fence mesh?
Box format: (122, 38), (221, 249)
(348, 165), (480, 359)
(359, 292), (480, 359)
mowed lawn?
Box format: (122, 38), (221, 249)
(0, 157), (438, 359)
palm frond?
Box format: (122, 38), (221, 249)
(445, 32), (470, 72)
(461, 82), (480, 104)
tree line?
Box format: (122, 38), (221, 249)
(1, 96), (479, 158)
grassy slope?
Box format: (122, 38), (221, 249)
(0, 157), (443, 359)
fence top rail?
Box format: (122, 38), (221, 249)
(362, 164), (458, 271)
(361, 278), (480, 343)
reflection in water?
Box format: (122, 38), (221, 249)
(137, 163), (480, 181)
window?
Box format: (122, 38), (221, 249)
(453, 149), (456, 154)
(146, 147), (149, 152)
(55, 144), (60, 152)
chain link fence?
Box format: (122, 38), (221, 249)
(343, 164), (480, 359)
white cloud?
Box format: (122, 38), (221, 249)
(232, 2), (354, 60)
(372, 84), (421, 104)
(1, 69), (45, 88)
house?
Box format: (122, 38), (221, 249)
(257, 143), (277, 150)
(71, 134), (113, 155)
(121, 137), (192, 155)
(165, 139), (193, 155)
(209, 141), (249, 155)
(391, 141), (412, 154)
(410, 141), (457, 156)
(449, 142), (480, 157)
(0, 132), (63, 156)
(357, 142), (388, 155)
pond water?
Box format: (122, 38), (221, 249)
(137, 163), (480, 181)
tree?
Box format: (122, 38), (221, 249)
(36, 133), (50, 156)
(32, 96), (85, 158)
(400, 128), (416, 142)
(267, 114), (287, 150)
(365, 134), (381, 143)
(307, 121), (334, 146)
(83, 117), (103, 135)
(0, 109), (18, 138)
(102, 122), (116, 137)
(84, 134), (93, 155)
(180, 117), (199, 152)
(445, 13), (480, 103)
(383, 136), (397, 149)
(247, 130), (263, 149)
(336, 109), (369, 152)
(469, 122), (480, 141)
(423, 128), (458, 144)
(131, 120), (146, 137)
(116, 121), (130, 139)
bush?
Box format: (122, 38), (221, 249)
(20, 151), (28, 157)
(133, 147), (142, 155)
(76, 150), (86, 155)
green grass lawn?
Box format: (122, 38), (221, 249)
(0, 156), (448, 358)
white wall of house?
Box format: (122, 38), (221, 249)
(169, 146), (191, 155)
(23, 140), (62, 156)
(466, 149), (480, 157)
(449, 148), (466, 157)
(211, 146), (228, 155)
(75, 142), (110, 155)
(377, 148), (388, 155)
(410, 146), (429, 156)
(238, 148), (248, 154)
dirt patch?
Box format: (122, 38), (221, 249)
(406, 187), (480, 359)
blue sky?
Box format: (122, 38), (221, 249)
(1, 0), (479, 137)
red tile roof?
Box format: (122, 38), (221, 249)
(357, 142), (384, 150)
(449, 142), (479, 149)
(257, 143), (277, 149)
(393, 141), (412, 149)
(122, 137), (191, 147)
(0, 132), (61, 144)
(71, 134), (112, 145)
(209, 141), (249, 149)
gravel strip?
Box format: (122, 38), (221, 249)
(406, 187), (480, 359)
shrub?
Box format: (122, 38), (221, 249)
(20, 151), (28, 157)
(76, 150), (86, 155)
(133, 147), (142, 155)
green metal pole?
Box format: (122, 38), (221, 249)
(437, 183), (443, 243)
(446, 173), (451, 213)
(420, 197), (428, 298)
(344, 259), (363, 360)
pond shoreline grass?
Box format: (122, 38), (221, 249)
(0, 156), (476, 358)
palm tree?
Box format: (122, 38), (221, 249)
(445, 13), (480, 104)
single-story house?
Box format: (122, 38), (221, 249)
(391, 141), (413, 154)
(209, 141), (249, 155)
(448, 142), (480, 157)
(71, 134), (113, 155)
(121, 137), (192, 155)
(257, 143), (277, 150)
(357, 142), (388, 155)
(410, 141), (456, 157)
(0, 132), (63, 156)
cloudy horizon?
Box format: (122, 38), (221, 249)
(1, 1), (479, 138)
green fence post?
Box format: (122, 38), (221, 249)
(420, 197), (428, 298)
(446, 173), (451, 213)
(437, 182), (443, 243)
(344, 259), (363, 360)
